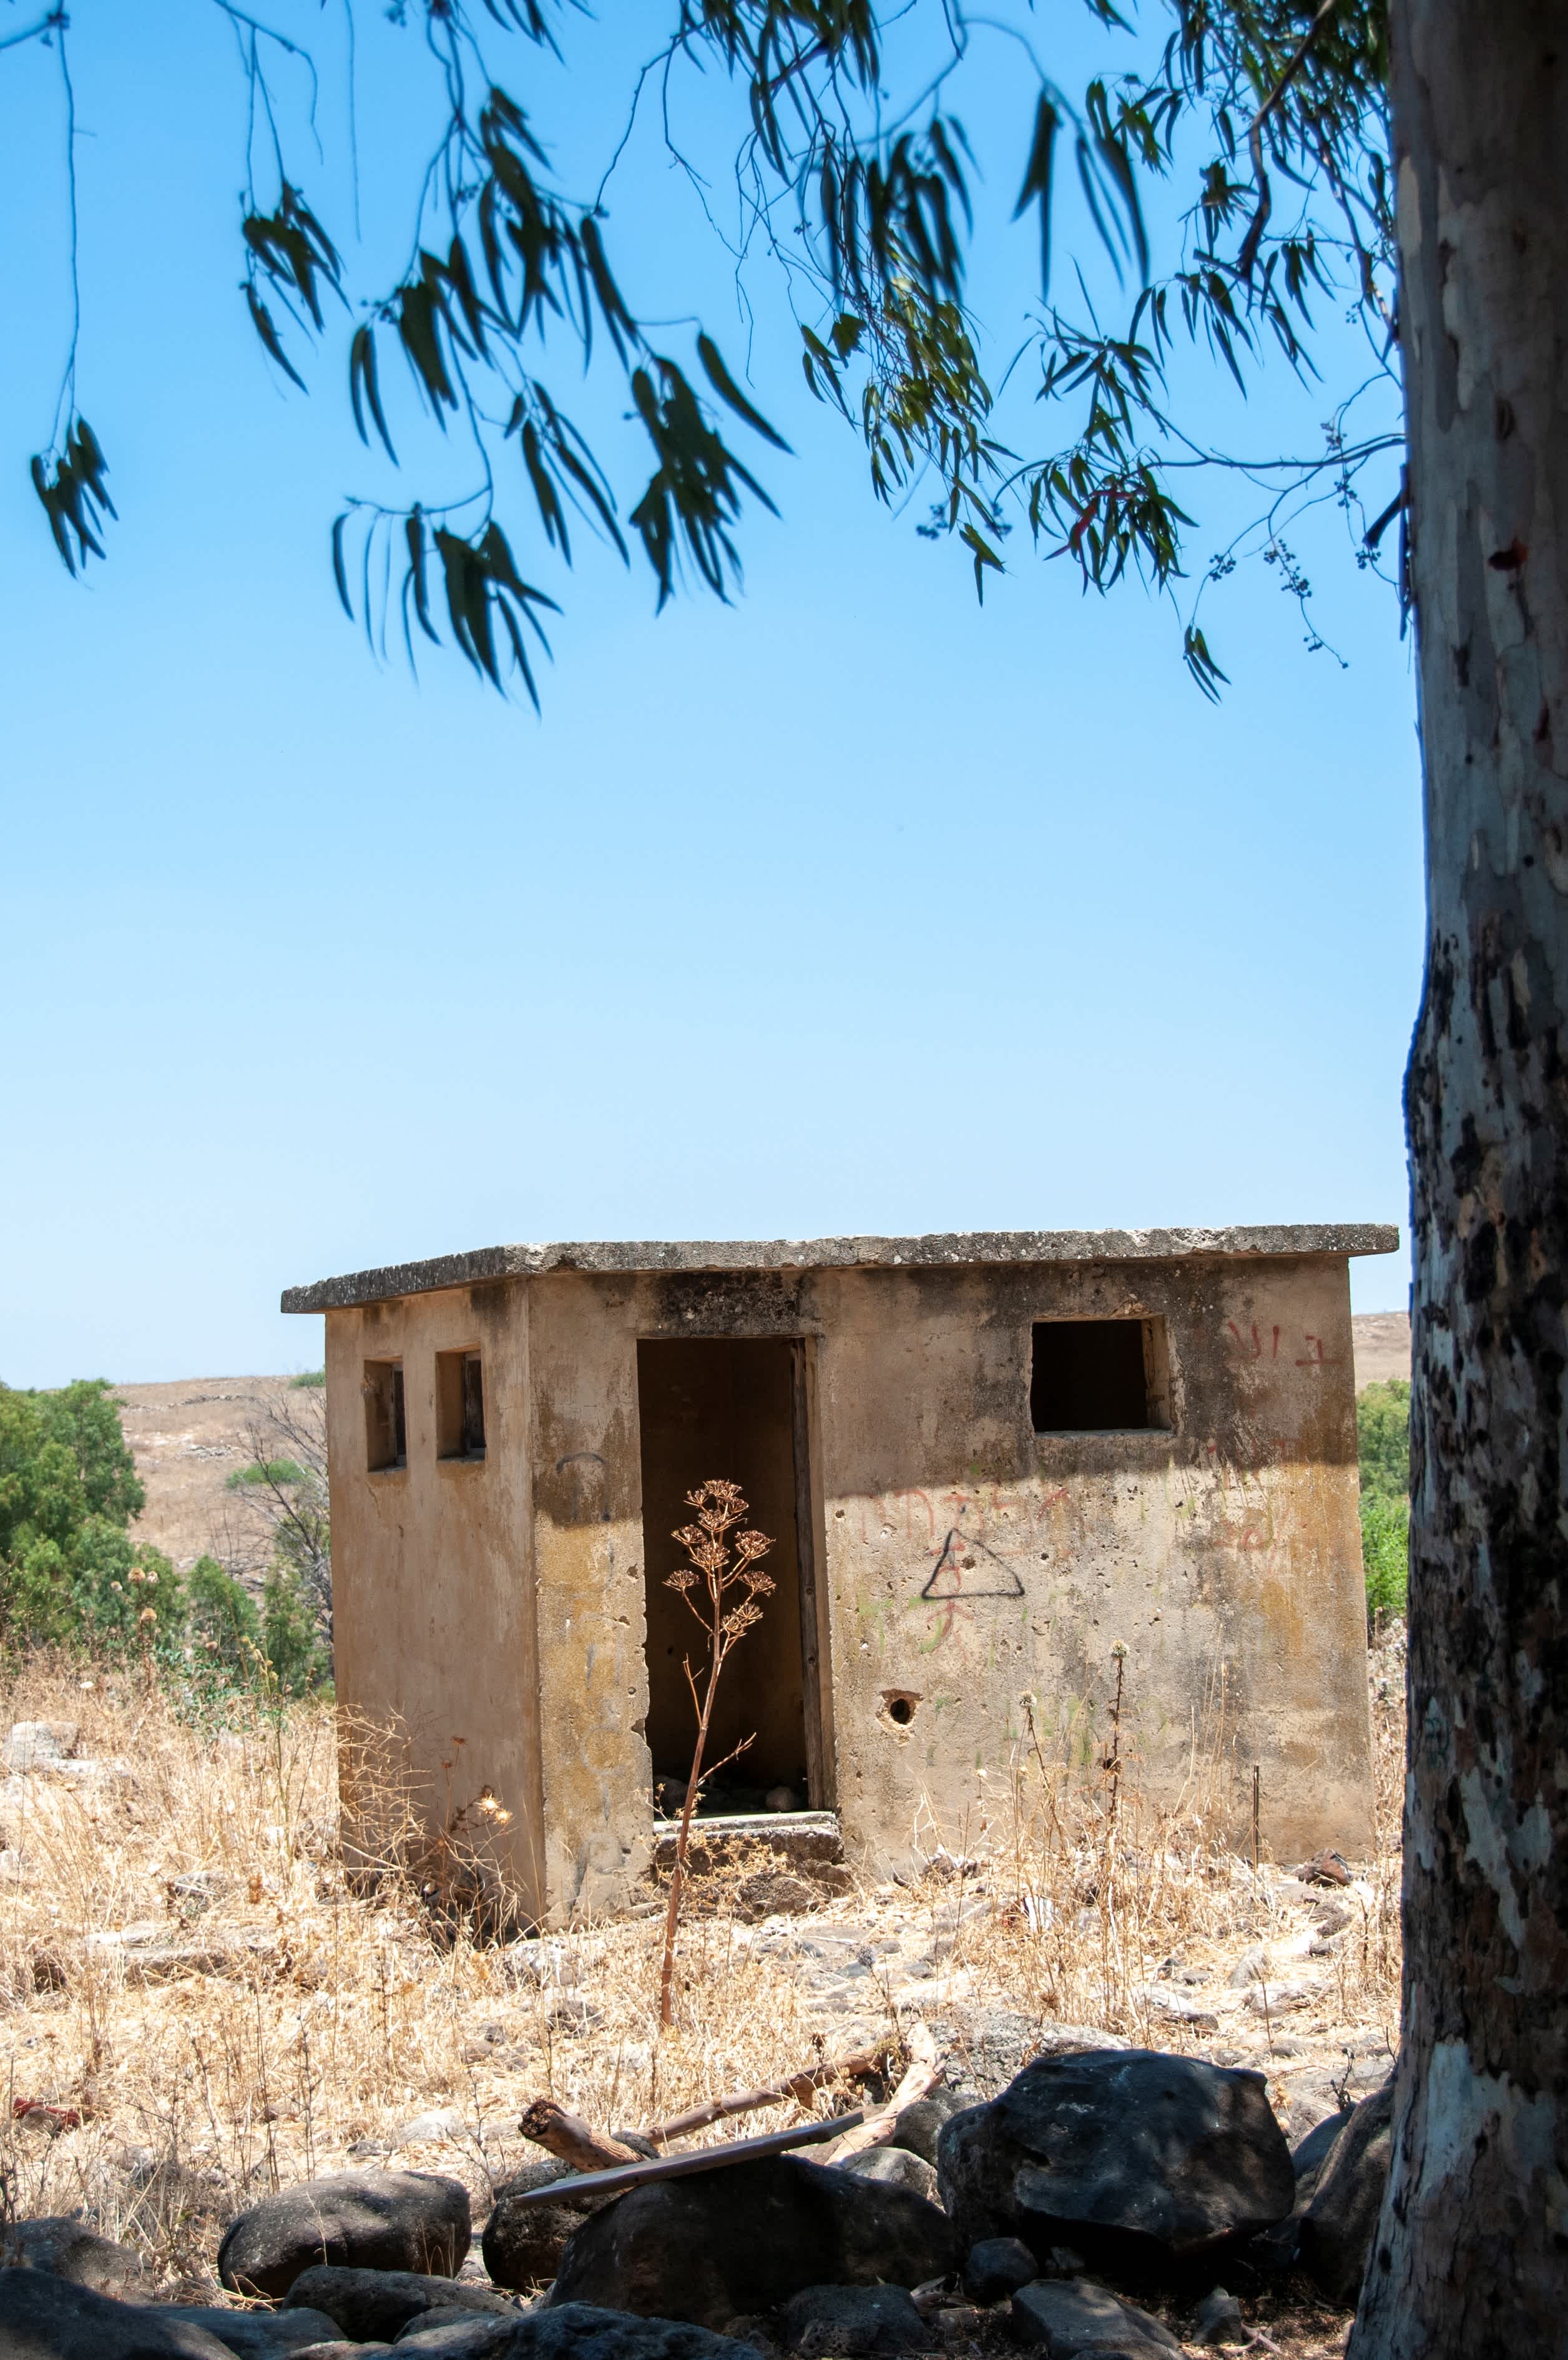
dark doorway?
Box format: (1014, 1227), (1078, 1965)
(636, 1337), (822, 1813)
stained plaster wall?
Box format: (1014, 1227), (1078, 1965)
(323, 1283), (546, 1914)
(326, 1249), (1373, 1927)
(812, 1254), (1374, 1871)
(522, 1251), (1371, 1921)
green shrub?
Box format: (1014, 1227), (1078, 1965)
(1361, 1488), (1409, 1628)
(1358, 1378), (1411, 1501)
(262, 1562), (332, 1697)
(225, 1459), (308, 1490)
(0, 1379), (184, 1657)
(290, 1369), (326, 1388)
(187, 1555), (262, 1678)
(1357, 1377), (1411, 1630)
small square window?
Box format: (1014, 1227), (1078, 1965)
(1031, 1318), (1169, 1433)
(364, 1359), (406, 1471)
(436, 1349), (486, 1461)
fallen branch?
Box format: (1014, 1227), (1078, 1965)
(821, 2022), (941, 2163)
(519, 2098), (641, 2171)
(501, 2107), (866, 2208)
(645, 2045), (888, 2147)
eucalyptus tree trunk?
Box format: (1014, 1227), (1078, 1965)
(1348, 6), (1568, 2353)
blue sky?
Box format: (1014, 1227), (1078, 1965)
(0, 2), (1419, 1387)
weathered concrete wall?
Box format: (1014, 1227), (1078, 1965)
(810, 1255), (1373, 1870)
(326, 1250), (1373, 1924)
(323, 1283), (546, 1912)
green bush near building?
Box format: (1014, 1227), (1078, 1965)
(1357, 1376), (1411, 1630)
(0, 1377), (330, 1695)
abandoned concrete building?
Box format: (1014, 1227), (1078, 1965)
(282, 1224), (1398, 1924)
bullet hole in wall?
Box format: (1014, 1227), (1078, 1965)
(880, 1690), (920, 1730)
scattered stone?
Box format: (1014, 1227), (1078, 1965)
(1293, 1850), (1353, 1887)
(1010, 2278), (1182, 2356)
(1240, 1981), (1315, 2015)
(890, 2092), (981, 2168)
(963, 2237), (1037, 2304)
(502, 2305), (765, 2360)
(285, 2349), (395, 2359)
(399, 2110), (467, 2145)
(393, 2309), (522, 2351)
(170, 1870), (234, 1917)
(780, 2283), (932, 2356)
(484, 2160), (617, 2291)
(285, 2347), (396, 2358)
(838, 2145), (939, 2204)
(1296, 2077), (1396, 2306)
(734, 1871), (823, 1921)
(926, 2009), (1044, 2096)
(1137, 1990), (1219, 2032)
(0, 2215), (147, 2298)
(161, 2305), (345, 2356)
(218, 2170), (471, 2299)
(0, 2270), (235, 2358)
(547, 2155), (959, 2329)
(3, 1718), (79, 1770)
(544, 1994), (605, 2033)
(937, 2049), (1294, 2274)
(1188, 2287), (1247, 2347)
(285, 2265), (516, 2343)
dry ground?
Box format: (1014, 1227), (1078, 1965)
(0, 1642), (1404, 2359)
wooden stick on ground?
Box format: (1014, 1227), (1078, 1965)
(519, 2098), (641, 2171)
(820, 2022), (941, 2163)
(645, 2045), (888, 2147)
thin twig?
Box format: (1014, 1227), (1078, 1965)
(1238, 0), (1345, 282)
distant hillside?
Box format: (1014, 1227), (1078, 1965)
(1351, 1311), (1411, 1390)
(113, 1374), (314, 1572)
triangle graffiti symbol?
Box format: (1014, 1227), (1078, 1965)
(920, 1529), (1026, 1601)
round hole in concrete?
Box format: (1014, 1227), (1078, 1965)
(880, 1690), (920, 1730)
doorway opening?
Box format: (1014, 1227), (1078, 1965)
(636, 1337), (825, 1816)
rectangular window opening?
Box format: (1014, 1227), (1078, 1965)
(437, 1348), (486, 1461)
(364, 1359), (406, 1471)
(1031, 1318), (1170, 1434)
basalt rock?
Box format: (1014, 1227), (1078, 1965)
(284, 2265), (517, 2343)
(159, 2306), (344, 2356)
(1010, 2278), (1183, 2358)
(0, 2270), (235, 2359)
(937, 2050), (1293, 2279)
(837, 2145), (941, 2205)
(779, 2283), (933, 2357)
(218, 2171), (471, 2299)
(547, 2156), (959, 2329)
(483, 2160), (619, 2293)
(0, 2215), (147, 2298)
(1296, 2077), (1395, 2307)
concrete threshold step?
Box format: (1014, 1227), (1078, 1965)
(651, 1809), (843, 1868)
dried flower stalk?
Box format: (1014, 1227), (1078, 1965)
(657, 1479), (774, 2028)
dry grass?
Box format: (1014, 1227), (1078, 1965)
(0, 1642), (1406, 2358)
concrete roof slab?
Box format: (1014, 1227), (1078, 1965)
(282, 1225), (1399, 1315)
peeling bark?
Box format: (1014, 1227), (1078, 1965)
(1348, 8), (1568, 2353)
